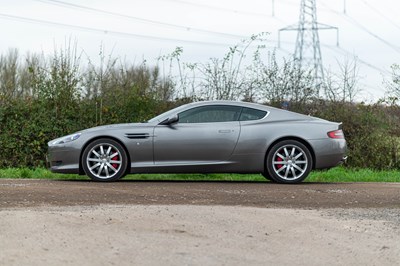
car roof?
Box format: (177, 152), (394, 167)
(184, 100), (271, 111)
(148, 100), (324, 124)
(182, 100), (325, 122)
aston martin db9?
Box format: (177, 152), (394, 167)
(48, 101), (347, 183)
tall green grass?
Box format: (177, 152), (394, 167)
(0, 167), (399, 182)
(308, 167), (400, 182)
(0, 168), (82, 180)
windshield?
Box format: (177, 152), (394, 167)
(147, 104), (189, 123)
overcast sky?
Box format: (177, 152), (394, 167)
(1, 0), (400, 101)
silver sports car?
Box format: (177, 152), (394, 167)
(48, 101), (346, 183)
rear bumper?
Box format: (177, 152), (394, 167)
(309, 139), (347, 169)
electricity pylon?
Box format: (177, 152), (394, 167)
(278, 0), (339, 91)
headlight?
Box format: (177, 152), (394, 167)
(52, 133), (81, 145)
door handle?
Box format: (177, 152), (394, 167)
(218, 129), (232, 133)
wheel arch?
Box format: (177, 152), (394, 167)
(79, 136), (131, 176)
(264, 136), (316, 171)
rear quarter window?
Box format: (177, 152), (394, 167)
(239, 107), (268, 121)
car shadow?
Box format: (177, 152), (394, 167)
(54, 179), (336, 185)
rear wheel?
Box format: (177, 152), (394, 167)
(265, 140), (312, 184)
(82, 138), (128, 182)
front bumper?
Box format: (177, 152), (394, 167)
(47, 145), (81, 174)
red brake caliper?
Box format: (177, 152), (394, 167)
(276, 155), (283, 169)
(111, 150), (119, 170)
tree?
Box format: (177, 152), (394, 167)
(385, 63), (400, 102)
(324, 57), (361, 103)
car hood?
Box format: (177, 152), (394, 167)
(79, 123), (150, 133)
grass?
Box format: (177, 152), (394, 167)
(0, 167), (400, 182)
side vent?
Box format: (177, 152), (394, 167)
(125, 133), (150, 139)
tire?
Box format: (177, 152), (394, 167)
(265, 140), (312, 184)
(82, 138), (128, 182)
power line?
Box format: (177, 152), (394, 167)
(279, 0), (339, 90)
(277, 42), (387, 95)
(344, 15), (400, 54)
(0, 12), (237, 47)
(160, 0), (270, 17)
(360, 0), (400, 33)
(33, 0), (248, 40)
(306, 43), (388, 95)
(158, 0), (288, 24)
(319, 1), (400, 55)
(277, 38), (391, 76)
(275, 0), (394, 80)
(1, 2), (392, 81)
(324, 45), (391, 75)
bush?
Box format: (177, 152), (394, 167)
(0, 47), (175, 168)
(304, 101), (400, 170)
(1, 46), (400, 170)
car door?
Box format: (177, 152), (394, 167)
(153, 105), (241, 165)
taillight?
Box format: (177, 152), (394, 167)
(328, 130), (344, 139)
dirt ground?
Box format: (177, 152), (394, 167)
(1, 179), (400, 265)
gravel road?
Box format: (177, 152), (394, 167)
(1, 179), (399, 265)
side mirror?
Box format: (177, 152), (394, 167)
(160, 114), (179, 125)
(167, 115), (179, 125)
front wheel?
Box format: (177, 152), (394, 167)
(265, 140), (312, 184)
(82, 138), (128, 182)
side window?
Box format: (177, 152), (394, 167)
(179, 105), (241, 123)
(239, 107), (268, 121)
